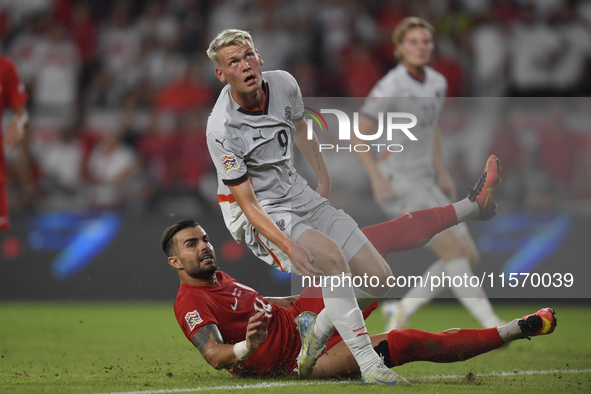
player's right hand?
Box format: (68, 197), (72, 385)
(371, 177), (396, 203)
(291, 243), (323, 277)
(246, 311), (269, 352)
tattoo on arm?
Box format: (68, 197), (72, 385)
(312, 141), (321, 170)
(264, 296), (297, 308)
(192, 324), (223, 356)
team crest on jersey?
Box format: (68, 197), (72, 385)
(221, 154), (240, 173)
(185, 310), (203, 330)
(284, 106), (292, 121)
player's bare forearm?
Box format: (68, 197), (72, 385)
(352, 114), (396, 201)
(263, 295), (298, 308)
(351, 114), (388, 184)
(432, 126), (446, 176)
(5, 105), (28, 147)
(192, 324), (241, 370)
(294, 119), (331, 193)
(228, 181), (292, 255)
(432, 126), (457, 200)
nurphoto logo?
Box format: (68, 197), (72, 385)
(304, 107), (418, 153)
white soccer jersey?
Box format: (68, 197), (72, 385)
(206, 70), (309, 243)
(360, 64), (447, 187)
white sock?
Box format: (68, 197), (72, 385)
(452, 197), (479, 222)
(445, 257), (502, 328)
(353, 286), (378, 310)
(314, 309), (334, 343)
(400, 259), (447, 317)
(497, 319), (523, 343)
(322, 273), (379, 372)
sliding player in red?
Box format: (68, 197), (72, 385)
(165, 220), (556, 381)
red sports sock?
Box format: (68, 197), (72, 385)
(387, 328), (504, 366)
(361, 205), (458, 258)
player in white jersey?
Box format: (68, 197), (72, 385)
(205, 29), (499, 385)
(352, 17), (503, 331)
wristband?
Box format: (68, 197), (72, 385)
(233, 340), (252, 362)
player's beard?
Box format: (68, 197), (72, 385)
(185, 254), (218, 280)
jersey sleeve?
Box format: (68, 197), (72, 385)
(290, 75), (304, 122)
(3, 57), (28, 108)
(206, 130), (249, 186)
(175, 293), (219, 342)
(360, 78), (394, 121)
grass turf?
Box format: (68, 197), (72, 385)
(1, 301), (590, 393)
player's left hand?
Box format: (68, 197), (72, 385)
(246, 311), (269, 352)
(5, 119), (25, 148)
(438, 172), (458, 202)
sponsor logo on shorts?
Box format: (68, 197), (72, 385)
(276, 219), (286, 231)
(185, 310), (203, 331)
(222, 154), (240, 173)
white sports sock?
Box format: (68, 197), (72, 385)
(445, 257), (502, 328)
(400, 259), (447, 317)
(313, 309), (334, 343)
(322, 273), (379, 373)
(353, 286), (378, 310)
(452, 197), (479, 223)
(497, 319), (523, 343)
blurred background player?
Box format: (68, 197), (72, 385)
(0, 55), (29, 232)
(352, 17), (503, 331)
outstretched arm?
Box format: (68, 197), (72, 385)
(432, 126), (457, 202)
(351, 114), (396, 203)
(294, 118), (331, 199)
(228, 180), (322, 277)
(191, 312), (269, 370)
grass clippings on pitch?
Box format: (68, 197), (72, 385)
(1, 301), (590, 393)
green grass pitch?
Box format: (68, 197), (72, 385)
(1, 301), (590, 393)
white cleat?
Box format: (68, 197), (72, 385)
(295, 311), (327, 379)
(361, 359), (412, 386)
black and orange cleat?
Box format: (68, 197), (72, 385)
(518, 308), (557, 339)
(468, 155), (501, 221)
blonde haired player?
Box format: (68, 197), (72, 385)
(205, 28), (500, 385)
(352, 17), (504, 330)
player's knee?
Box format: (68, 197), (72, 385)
(316, 249), (348, 275)
(440, 242), (465, 260)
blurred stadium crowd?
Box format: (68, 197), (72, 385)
(2, 0), (591, 217)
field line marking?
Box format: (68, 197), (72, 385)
(411, 368), (591, 380)
(98, 369), (591, 394)
(99, 380), (350, 394)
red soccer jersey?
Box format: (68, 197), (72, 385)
(0, 55), (28, 128)
(0, 55), (28, 182)
(174, 271), (378, 377)
(174, 271), (302, 377)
